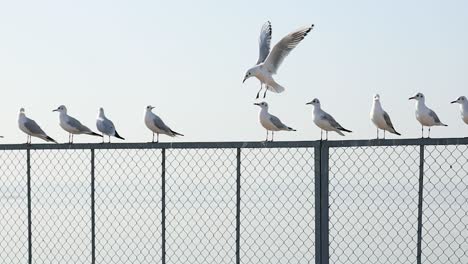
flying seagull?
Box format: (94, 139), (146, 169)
(409, 92), (447, 138)
(450, 96), (468, 125)
(243, 21), (314, 99)
(254, 101), (296, 142)
(18, 108), (57, 144)
(306, 98), (352, 140)
(370, 94), (401, 139)
(96, 107), (125, 143)
(144, 105), (183, 143)
(53, 105), (102, 143)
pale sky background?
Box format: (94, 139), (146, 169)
(0, 0), (467, 143)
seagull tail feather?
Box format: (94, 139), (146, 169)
(171, 130), (184, 137)
(338, 127), (352, 133)
(114, 131), (125, 140)
(287, 127), (296, 132)
(45, 136), (58, 144)
(88, 132), (103, 137)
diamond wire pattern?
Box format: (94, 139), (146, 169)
(95, 149), (162, 264)
(30, 149), (91, 263)
(166, 148), (237, 264)
(0, 150), (27, 263)
(329, 146), (419, 264)
(422, 145), (468, 264)
(241, 148), (314, 264)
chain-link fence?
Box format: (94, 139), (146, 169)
(0, 139), (466, 264)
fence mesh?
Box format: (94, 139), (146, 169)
(329, 146), (420, 264)
(241, 148), (315, 264)
(30, 149), (91, 263)
(0, 141), (467, 264)
(423, 145), (468, 264)
(95, 149), (163, 264)
(0, 150), (27, 264)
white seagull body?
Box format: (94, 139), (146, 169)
(53, 105), (102, 143)
(370, 94), (401, 138)
(451, 96), (468, 124)
(254, 101), (296, 141)
(96, 108), (125, 143)
(306, 98), (352, 140)
(409, 93), (447, 138)
(243, 22), (314, 99)
(144, 106), (183, 143)
(18, 108), (56, 144)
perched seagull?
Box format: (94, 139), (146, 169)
(409, 93), (447, 138)
(450, 96), (468, 125)
(96, 107), (125, 143)
(370, 94), (401, 139)
(243, 21), (314, 99)
(144, 105), (183, 143)
(18, 108), (57, 144)
(53, 105), (102, 143)
(306, 98), (352, 140)
(254, 101), (296, 142)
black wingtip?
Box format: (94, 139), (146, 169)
(114, 131), (125, 140)
(394, 132), (402, 136)
(340, 128), (352, 133)
(46, 136), (58, 144)
(171, 130), (184, 137)
(90, 132), (103, 137)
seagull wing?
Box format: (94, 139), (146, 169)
(263, 25), (313, 74)
(67, 116), (92, 133)
(428, 109), (442, 124)
(256, 21), (272, 65)
(269, 115), (288, 130)
(153, 115), (173, 134)
(24, 118), (47, 136)
(383, 111), (396, 130)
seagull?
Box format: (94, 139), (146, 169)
(53, 105), (102, 143)
(243, 22), (314, 99)
(409, 92), (447, 138)
(450, 96), (468, 125)
(370, 94), (401, 139)
(18, 108), (57, 144)
(254, 101), (296, 141)
(144, 105), (183, 143)
(96, 108), (125, 143)
(306, 98), (352, 140)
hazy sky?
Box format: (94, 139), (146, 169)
(0, 0), (467, 143)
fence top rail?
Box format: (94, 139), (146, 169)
(0, 137), (466, 150)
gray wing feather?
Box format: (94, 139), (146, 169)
(264, 25), (313, 74)
(323, 113), (342, 129)
(68, 117), (92, 132)
(383, 111), (396, 130)
(24, 119), (46, 135)
(428, 110), (441, 124)
(153, 116), (173, 134)
(256, 21), (272, 65)
(101, 120), (115, 134)
(269, 115), (287, 129)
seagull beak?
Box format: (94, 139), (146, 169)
(253, 103), (260, 106)
(242, 76), (247, 83)
(408, 96), (415, 100)
(451, 100), (457, 104)
(52, 109), (58, 112)
(306, 102), (312, 105)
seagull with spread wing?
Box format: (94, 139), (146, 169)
(243, 21), (314, 99)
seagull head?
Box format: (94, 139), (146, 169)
(306, 98), (320, 107)
(253, 101), (268, 109)
(98, 107), (105, 116)
(19, 107), (25, 113)
(53, 105), (67, 113)
(146, 105), (155, 111)
(409, 92), (424, 102)
(373, 94), (381, 101)
(451, 96), (467, 104)
(243, 68), (256, 83)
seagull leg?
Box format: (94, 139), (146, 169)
(321, 130), (323, 141)
(326, 131), (329, 141)
(71, 134), (74, 144)
(376, 128), (379, 139)
(263, 86), (268, 98)
(256, 83), (263, 99)
(157, 133), (160, 143)
(265, 130), (268, 142)
(421, 126), (424, 139)
(271, 132), (274, 142)
(152, 133), (155, 143)
(383, 130), (386, 139)
(428, 128), (431, 138)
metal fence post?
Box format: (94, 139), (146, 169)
(317, 142), (330, 264)
(236, 148), (241, 264)
(27, 149), (32, 264)
(416, 145), (425, 264)
(91, 149), (96, 264)
(314, 144), (321, 264)
(161, 148), (166, 264)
